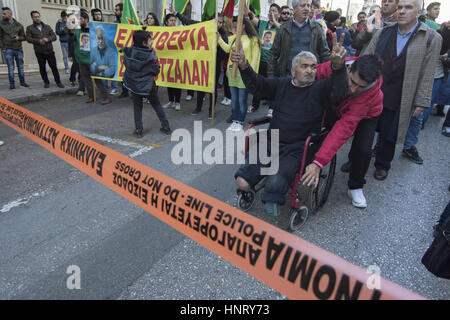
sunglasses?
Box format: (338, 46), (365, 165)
(281, 12), (290, 15)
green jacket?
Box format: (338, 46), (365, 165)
(26, 22), (57, 54)
(0, 19), (26, 50)
(73, 27), (91, 65)
(268, 19), (330, 77)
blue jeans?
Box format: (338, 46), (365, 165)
(4, 49), (25, 85)
(60, 42), (69, 71)
(230, 86), (249, 123)
(403, 112), (424, 150)
(422, 77), (443, 123)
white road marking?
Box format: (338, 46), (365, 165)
(0, 191), (47, 213)
(69, 129), (154, 158)
(1, 131), (158, 214)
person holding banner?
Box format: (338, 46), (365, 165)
(168, 6), (229, 119)
(71, 11), (111, 105)
(122, 30), (171, 137)
(162, 13), (182, 111)
(218, 17), (261, 131)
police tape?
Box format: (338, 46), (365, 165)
(0, 97), (425, 300)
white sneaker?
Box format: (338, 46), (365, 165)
(162, 101), (174, 109)
(110, 88), (119, 95)
(174, 103), (181, 111)
(220, 97), (227, 105)
(0, 140), (4, 146)
(224, 98), (232, 106)
(227, 122), (243, 132)
(186, 94), (193, 101)
(76, 90), (84, 96)
(267, 109), (273, 118)
(348, 189), (367, 208)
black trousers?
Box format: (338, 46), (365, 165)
(235, 141), (305, 205)
(195, 62), (221, 113)
(374, 108), (400, 171)
(167, 87), (181, 103)
(223, 65), (231, 99)
(131, 87), (169, 132)
(347, 117), (378, 189)
(35, 51), (61, 84)
(444, 109), (450, 128)
(326, 110), (378, 189)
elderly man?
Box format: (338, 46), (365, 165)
(233, 35), (348, 217)
(363, 0), (442, 180)
(268, 0), (330, 79)
(90, 26), (116, 79)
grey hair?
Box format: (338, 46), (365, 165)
(292, 0), (312, 8)
(95, 25), (104, 34)
(292, 51), (317, 69)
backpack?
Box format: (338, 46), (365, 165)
(421, 201), (450, 279)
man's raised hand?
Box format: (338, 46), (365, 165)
(330, 33), (346, 70)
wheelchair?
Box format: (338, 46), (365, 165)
(236, 115), (336, 232)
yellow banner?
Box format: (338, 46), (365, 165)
(90, 21), (217, 93)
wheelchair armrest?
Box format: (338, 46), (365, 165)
(309, 127), (329, 143)
(248, 116), (271, 126)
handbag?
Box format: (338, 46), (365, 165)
(421, 201), (450, 279)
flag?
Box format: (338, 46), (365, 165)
(248, 0), (260, 16)
(202, 0), (216, 21)
(121, 0), (141, 25)
(222, 0), (235, 18)
(173, 0), (190, 14)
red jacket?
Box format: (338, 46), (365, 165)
(313, 60), (383, 168)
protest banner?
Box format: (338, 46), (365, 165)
(89, 20), (217, 94)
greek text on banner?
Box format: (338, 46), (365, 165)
(89, 21), (217, 93)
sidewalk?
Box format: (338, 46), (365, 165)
(0, 72), (77, 105)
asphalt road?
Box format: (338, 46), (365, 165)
(0, 92), (449, 300)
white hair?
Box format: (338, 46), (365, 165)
(292, 51), (317, 69)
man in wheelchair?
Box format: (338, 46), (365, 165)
(232, 34), (349, 217)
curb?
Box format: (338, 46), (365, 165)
(8, 87), (78, 105)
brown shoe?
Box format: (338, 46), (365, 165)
(374, 169), (388, 181)
(85, 98), (94, 104)
(101, 98), (112, 105)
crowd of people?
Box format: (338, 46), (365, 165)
(0, 1), (449, 212)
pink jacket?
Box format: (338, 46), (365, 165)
(313, 60), (383, 168)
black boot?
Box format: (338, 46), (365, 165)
(160, 122), (171, 135)
(435, 105), (445, 117)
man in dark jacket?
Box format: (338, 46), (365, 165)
(268, 0), (330, 78)
(123, 30), (171, 137)
(55, 10), (69, 73)
(0, 7), (29, 89)
(26, 11), (64, 88)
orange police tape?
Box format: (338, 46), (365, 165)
(0, 97), (426, 300)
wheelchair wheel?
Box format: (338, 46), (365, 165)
(315, 155), (336, 209)
(288, 206), (309, 231)
(236, 190), (256, 211)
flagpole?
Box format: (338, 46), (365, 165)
(232, 0), (246, 78)
(211, 0), (219, 127)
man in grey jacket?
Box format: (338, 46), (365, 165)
(26, 10), (64, 88)
(268, 0), (330, 78)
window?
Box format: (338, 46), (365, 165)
(41, 0), (116, 11)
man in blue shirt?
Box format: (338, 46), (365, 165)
(364, 0), (442, 181)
